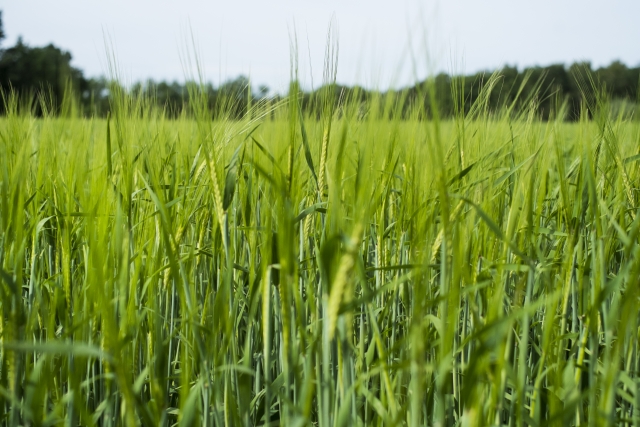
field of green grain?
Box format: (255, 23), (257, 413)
(1, 74), (640, 427)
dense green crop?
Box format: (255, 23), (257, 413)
(1, 67), (640, 427)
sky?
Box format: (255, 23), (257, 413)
(2, 0), (639, 93)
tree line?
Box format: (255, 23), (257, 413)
(0, 11), (638, 120)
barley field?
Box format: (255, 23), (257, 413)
(1, 73), (640, 427)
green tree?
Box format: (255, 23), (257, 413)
(597, 60), (637, 99)
(0, 37), (87, 114)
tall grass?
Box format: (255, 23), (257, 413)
(1, 58), (640, 427)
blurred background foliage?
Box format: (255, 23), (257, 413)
(0, 10), (638, 120)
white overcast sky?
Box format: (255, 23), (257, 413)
(2, 0), (639, 92)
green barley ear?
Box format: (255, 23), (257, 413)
(327, 224), (362, 339)
(106, 111), (113, 179)
(317, 128), (329, 200)
(317, 21), (339, 202)
(204, 146), (226, 231)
